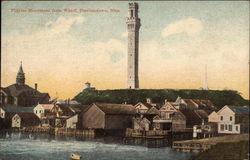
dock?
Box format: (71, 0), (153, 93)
(172, 134), (249, 152)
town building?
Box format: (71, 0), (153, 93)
(0, 63), (50, 106)
(34, 104), (55, 119)
(66, 114), (78, 129)
(132, 117), (151, 131)
(153, 111), (186, 131)
(180, 109), (203, 128)
(0, 106), (35, 128)
(81, 103), (136, 130)
(12, 112), (40, 128)
(175, 97), (215, 110)
(217, 105), (249, 134)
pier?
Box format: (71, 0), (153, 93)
(172, 134), (249, 152)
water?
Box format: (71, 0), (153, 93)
(0, 132), (195, 160)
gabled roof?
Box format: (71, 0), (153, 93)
(94, 103), (136, 115)
(15, 112), (39, 120)
(39, 104), (54, 110)
(194, 110), (208, 119)
(146, 107), (160, 115)
(139, 102), (154, 109)
(180, 109), (201, 121)
(15, 113), (40, 124)
(1, 106), (35, 113)
(1, 84), (50, 98)
(227, 105), (249, 115)
(56, 104), (74, 114)
(70, 105), (90, 113)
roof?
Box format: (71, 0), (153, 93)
(180, 109), (201, 121)
(70, 105), (90, 113)
(15, 112), (39, 120)
(1, 106), (35, 113)
(15, 113), (40, 124)
(146, 107), (160, 115)
(56, 104), (74, 114)
(39, 104), (54, 110)
(140, 102), (154, 109)
(94, 103), (136, 115)
(227, 105), (249, 115)
(1, 84), (49, 98)
(194, 110), (208, 119)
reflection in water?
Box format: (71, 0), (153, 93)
(0, 132), (196, 160)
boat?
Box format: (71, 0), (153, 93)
(70, 153), (81, 160)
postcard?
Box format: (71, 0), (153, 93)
(1, 1), (249, 160)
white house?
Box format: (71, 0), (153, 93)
(34, 104), (54, 119)
(66, 114), (78, 129)
(217, 105), (249, 134)
(12, 113), (40, 128)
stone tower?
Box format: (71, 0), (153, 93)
(16, 62), (25, 85)
(126, 2), (141, 89)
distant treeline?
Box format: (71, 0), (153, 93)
(73, 89), (249, 110)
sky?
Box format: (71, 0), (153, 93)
(1, 1), (249, 99)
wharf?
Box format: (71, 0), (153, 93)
(172, 134), (249, 152)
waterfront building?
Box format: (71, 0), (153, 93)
(0, 106), (35, 128)
(179, 109), (203, 128)
(12, 112), (40, 128)
(132, 117), (151, 131)
(66, 114), (78, 129)
(134, 98), (160, 114)
(152, 101), (187, 131)
(0, 63), (50, 107)
(153, 111), (186, 131)
(34, 104), (55, 119)
(81, 103), (136, 130)
(217, 105), (249, 134)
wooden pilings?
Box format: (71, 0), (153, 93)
(55, 128), (95, 138)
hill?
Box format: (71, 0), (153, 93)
(73, 89), (249, 109)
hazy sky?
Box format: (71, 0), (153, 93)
(2, 1), (249, 99)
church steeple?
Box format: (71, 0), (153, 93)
(16, 61), (25, 85)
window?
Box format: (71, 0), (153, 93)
(230, 116), (232, 121)
(39, 110), (41, 113)
(229, 125), (232, 131)
(225, 124), (228, 130)
(236, 126), (238, 131)
(220, 116), (223, 121)
(36, 110), (37, 114)
(220, 124), (224, 131)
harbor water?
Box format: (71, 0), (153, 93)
(0, 132), (196, 160)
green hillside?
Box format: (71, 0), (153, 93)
(73, 89), (249, 109)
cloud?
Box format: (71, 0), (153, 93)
(162, 18), (203, 37)
(43, 16), (85, 37)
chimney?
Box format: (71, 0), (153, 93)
(146, 98), (152, 104)
(165, 99), (168, 104)
(35, 83), (38, 91)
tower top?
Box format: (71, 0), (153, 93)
(129, 2), (139, 9)
(16, 62), (25, 85)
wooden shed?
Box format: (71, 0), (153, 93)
(81, 103), (136, 130)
